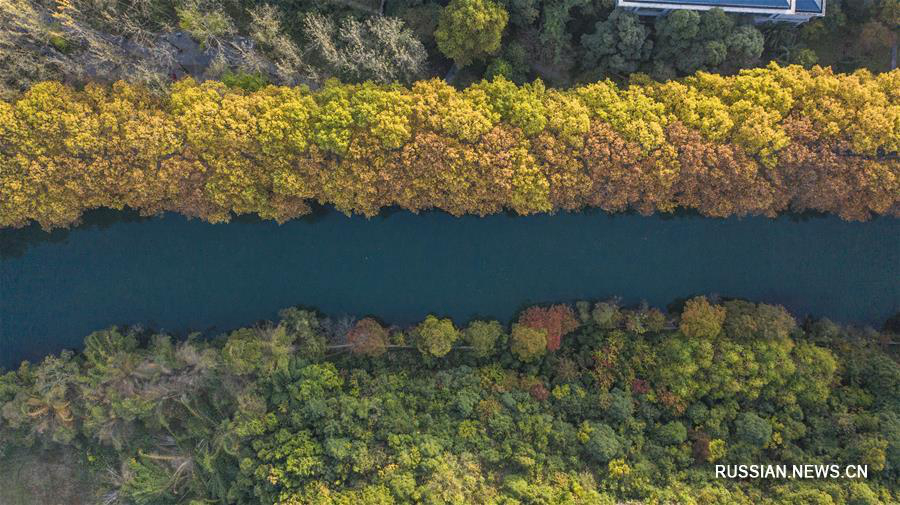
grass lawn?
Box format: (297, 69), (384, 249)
(0, 445), (102, 505)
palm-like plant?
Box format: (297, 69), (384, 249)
(9, 351), (82, 443)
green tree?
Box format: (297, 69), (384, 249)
(435, 0), (509, 66)
(700, 7), (736, 41)
(679, 296), (726, 340)
(540, 0), (590, 62)
(463, 320), (506, 357)
(223, 326), (295, 376)
(735, 412), (772, 447)
(789, 343), (837, 408)
(656, 10), (700, 53)
(586, 422), (621, 463)
(510, 323), (547, 362)
(653, 9), (741, 74)
(592, 302), (623, 329)
(1, 352), (81, 444)
(581, 10), (653, 75)
(414, 315), (460, 357)
(725, 25), (765, 68)
(501, 0), (540, 28)
(722, 301), (796, 342)
(119, 454), (183, 505)
(657, 421), (688, 445)
(847, 482), (881, 505)
(278, 307), (327, 359)
(607, 388), (633, 424)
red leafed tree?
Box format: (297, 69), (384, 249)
(518, 305), (579, 351)
(347, 318), (389, 357)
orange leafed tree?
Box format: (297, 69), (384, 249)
(518, 305), (579, 351)
(347, 318), (389, 357)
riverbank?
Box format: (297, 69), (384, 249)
(1, 296), (896, 504)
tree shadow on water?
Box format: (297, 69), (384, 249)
(0, 225), (69, 259)
(0, 208), (150, 259)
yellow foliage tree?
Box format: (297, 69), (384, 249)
(0, 65), (897, 230)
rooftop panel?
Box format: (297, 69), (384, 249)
(795, 0), (823, 12)
(623, 0), (792, 9)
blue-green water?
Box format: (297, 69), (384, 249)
(1, 208), (898, 368)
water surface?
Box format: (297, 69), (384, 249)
(2, 208), (898, 368)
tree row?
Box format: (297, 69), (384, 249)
(1, 64), (898, 229)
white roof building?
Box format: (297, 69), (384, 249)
(616, 0), (825, 24)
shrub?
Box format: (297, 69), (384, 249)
(222, 71), (269, 92)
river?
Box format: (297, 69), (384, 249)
(1, 208), (898, 368)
